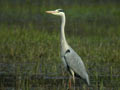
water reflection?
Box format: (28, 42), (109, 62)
(0, 63), (119, 89)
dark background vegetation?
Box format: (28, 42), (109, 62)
(0, 0), (120, 90)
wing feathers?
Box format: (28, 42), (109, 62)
(64, 48), (90, 85)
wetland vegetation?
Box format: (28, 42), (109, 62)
(0, 0), (120, 89)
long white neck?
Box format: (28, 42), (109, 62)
(60, 13), (68, 54)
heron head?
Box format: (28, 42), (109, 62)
(46, 9), (64, 16)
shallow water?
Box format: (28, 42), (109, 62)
(0, 63), (119, 90)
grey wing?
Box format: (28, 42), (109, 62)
(64, 48), (90, 85)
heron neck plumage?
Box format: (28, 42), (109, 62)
(61, 14), (68, 49)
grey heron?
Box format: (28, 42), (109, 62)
(46, 9), (90, 88)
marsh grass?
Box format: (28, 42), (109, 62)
(0, 1), (120, 89)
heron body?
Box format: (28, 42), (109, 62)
(46, 9), (90, 86)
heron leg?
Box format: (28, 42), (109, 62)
(70, 69), (75, 90)
(68, 77), (71, 89)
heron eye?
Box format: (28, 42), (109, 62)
(59, 9), (64, 12)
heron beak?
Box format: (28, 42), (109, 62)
(46, 11), (56, 14)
